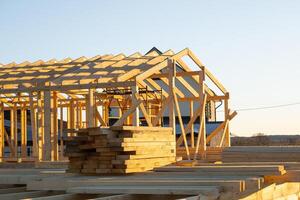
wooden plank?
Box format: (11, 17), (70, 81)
(51, 91), (58, 160)
(112, 99), (142, 127)
(168, 59), (176, 137)
(0, 103), (4, 161)
(44, 90), (51, 161)
(29, 92), (38, 158)
(21, 107), (27, 158)
(0, 186), (26, 194)
(67, 185), (220, 195)
(91, 194), (132, 200)
(37, 91), (44, 161)
(0, 191), (50, 200)
(173, 91), (190, 160)
(131, 85), (139, 126)
(152, 96), (170, 126)
(189, 101), (194, 148)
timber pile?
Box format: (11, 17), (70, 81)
(65, 126), (176, 174)
(222, 146), (300, 162)
(177, 147), (223, 162)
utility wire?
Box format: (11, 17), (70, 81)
(218, 101), (300, 112)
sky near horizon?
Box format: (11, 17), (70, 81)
(0, 1), (300, 136)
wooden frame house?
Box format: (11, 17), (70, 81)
(0, 47), (236, 162)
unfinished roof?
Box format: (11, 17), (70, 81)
(0, 48), (228, 106)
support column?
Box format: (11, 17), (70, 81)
(29, 93), (37, 159)
(51, 91), (58, 161)
(21, 107), (27, 158)
(10, 105), (18, 158)
(131, 85), (139, 126)
(69, 99), (75, 130)
(168, 59), (176, 135)
(43, 90), (51, 161)
(59, 105), (64, 160)
(189, 101), (194, 148)
(37, 92), (44, 161)
(86, 89), (95, 128)
(224, 98), (230, 147)
(0, 102), (4, 162)
(199, 71), (206, 155)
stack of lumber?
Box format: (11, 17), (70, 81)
(154, 165), (286, 176)
(177, 147), (223, 162)
(65, 126), (176, 174)
(222, 146), (300, 162)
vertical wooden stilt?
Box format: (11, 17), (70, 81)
(10, 105), (18, 158)
(190, 101), (194, 148)
(21, 107), (27, 158)
(194, 71), (207, 160)
(131, 85), (139, 126)
(199, 71), (206, 158)
(168, 59), (176, 135)
(43, 90), (51, 161)
(37, 91), (44, 161)
(29, 93), (37, 159)
(224, 99), (230, 147)
(69, 99), (75, 131)
(86, 89), (95, 128)
(59, 105), (64, 160)
(51, 91), (58, 161)
(79, 103), (83, 128)
(0, 102), (4, 162)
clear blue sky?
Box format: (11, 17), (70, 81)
(1, 0), (300, 136)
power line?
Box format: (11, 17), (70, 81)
(235, 101), (300, 111)
(218, 101), (300, 112)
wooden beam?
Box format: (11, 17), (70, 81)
(21, 107), (27, 158)
(173, 91), (190, 160)
(190, 101), (194, 148)
(218, 120), (229, 147)
(135, 95), (152, 127)
(10, 105), (17, 158)
(152, 96), (170, 126)
(37, 91), (44, 161)
(168, 59), (176, 136)
(206, 111), (237, 144)
(0, 102), (4, 162)
(113, 98), (142, 127)
(43, 90), (51, 161)
(51, 91), (58, 160)
(86, 89), (95, 128)
(29, 92), (37, 158)
(131, 85), (139, 126)
(95, 109), (107, 126)
(193, 96), (207, 160)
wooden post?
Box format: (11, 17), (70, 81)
(69, 99), (75, 131)
(168, 59), (176, 136)
(86, 89), (95, 128)
(132, 85), (139, 126)
(0, 102), (4, 162)
(79, 103), (83, 128)
(190, 101), (194, 148)
(59, 105), (64, 160)
(29, 93), (37, 159)
(199, 71), (206, 156)
(43, 90), (51, 161)
(224, 98), (230, 147)
(51, 91), (58, 161)
(21, 107), (27, 158)
(37, 91), (44, 161)
(10, 105), (18, 158)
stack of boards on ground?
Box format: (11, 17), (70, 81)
(177, 147), (223, 162)
(65, 126), (176, 174)
(222, 146), (300, 162)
